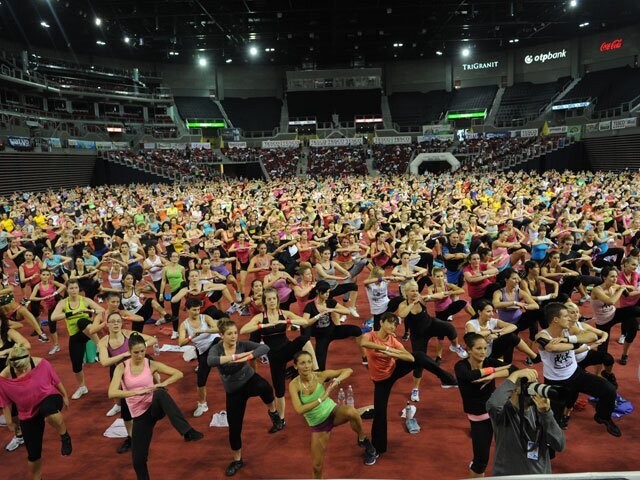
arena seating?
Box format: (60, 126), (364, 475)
(223, 147), (300, 179)
(416, 139), (453, 153)
(372, 144), (415, 176)
(563, 66), (640, 111)
(174, 96), (224, 120)
(449, 85), (498, 111)
(495, 77), (571, 126)
(287, 89), (381, 124)
(221, 97), (282, 132)
(388, 90), (452, 127)
(307, 147), (367, 177)
(105, 148), (221, 179)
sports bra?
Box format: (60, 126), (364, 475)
(254, 310), (288, 350)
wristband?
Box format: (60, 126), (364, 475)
(257, 323), (262, 330)
(481, 367), (495, 376)
(385, 346), (390, 352)
(246, 353), (254, 361)
(567, 335), (578, 344)
(317, 398), (323, 405)
(231, 354), (236, 361)
(538, 294), (552, 301)
(65, 311), (73, 318)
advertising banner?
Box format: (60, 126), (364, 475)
(547, 126), (568, 135)
(422, 124), (452, 134)
(567, 125), (582, 141)
(372, 136), (412, 145)
(190, 142), (211, 150)
(261, 140), (301, 148)
(611, 117), (637, 130)
(485, 132), (510, 139)
(143, 143), (156, 150)
(585, 123), (598, 133)
(95, 141), (130, 151)
(220, 128), (241, 142)
(520, 128), (539, 138)
(7, 136), (32, 149)
(227, 142), (247, 148)
(156, 142), (187, 150)
(309, 138), (364, 147)
(48, 138), (62, 148)
(598, 121), (611, 131)
(68, 139), (96, 150)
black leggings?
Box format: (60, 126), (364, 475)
(435, 300), (468, 323)
(268, 335), (310, 397)
(20, 394), (63, 462)
(226, 373), (275, 451)
(196, 345), (215, 388)
(130, 299), (155, 334)
(545, 367), (616, 423)
(515, 310), (542, 342)
(409, 321), (457, 380)
(597, 306), (640, 353)
(131, 388), (192, 480)
(313, 325), (362, 371)
(488, 333), (521, 364)
(469, 419), (493, 474)
(69, 318), (92, 373)
(329, 283), (358, 299)
(371, 353), (434, 454)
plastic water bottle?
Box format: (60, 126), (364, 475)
(337, 387), (345, 405)
(13, 272), (19, 285)
(153, 336), (160, 356)
(405, 401), (411, 419)
(346, 385), (355, 407)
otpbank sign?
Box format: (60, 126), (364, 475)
(524, 49), (568, 64)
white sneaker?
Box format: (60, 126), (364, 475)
(155, 318), (167, 326)
(171, 331), (179, 340)
(410, 388), (420, 402)
(450, 344), (469, 359)
(235, 291), (242, 302)
(338, 315), (347, 323)
(446, 315), (454, 322)
(71, 386), (89, 400)
(5, 435), (24, 452)
(618, 334), (626, 345)
(348, 307), (360, 318)
(48, 344), (61, 355)
(0, 414), (6, 426)
(193, 403), (209, 418)
(106, 404), (121, 417)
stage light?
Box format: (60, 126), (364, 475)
(96, 40), (106, 46)
(124, 36), (130, 44)
(569, 0), (577, 7)
(198, 57), (207, 67)
(249, 46), (258, 56)
(40, 21), (50, 28)
(226, 58), (233, 63)
(435, 50), (443, 56)
(95, 17), (102, 26)
(461, 48), (470, 57)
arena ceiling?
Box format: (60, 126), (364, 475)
(2, 0), (640, 67)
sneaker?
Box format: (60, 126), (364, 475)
(401, 332), (410, 342)
(361, 356), (368, 366)
(183, 428), (204, 442)
(446, 315), (454, 322)
(155, 317), (167, 326)
(38, 333), (49, 342)
(524, 357), (534, 366)
(434, 356), (442, 366)
(48, 344), (61, 355)
(594, 415), (622, 437)
(601, 371), (618, 388)
(268, 410), (285, 434)
(116, 436), (131, 454)
(5, 436), (24, 452)
(357, 437), (377, 457)
(235, 291), (243, 302)
(363, 451), (379, 466)
(449, 344), (468, 359)
(618, 334), (626, 345)
(578, 295), (591, 306)
(225, 304), (237, 315)
(619, 354), (628, 366)
(558, 415), (570, 430)
(239, 306), (251, 316)
(60, 432), (72, 456)
(348, 307), (360, 318)
(171, 331), (179, 340)
(440, 374), (458, 389)
(193, 403), (209, 418)
(338, 315), (347, 323)
(225, 459), (244, 477)
(106, 404), (121, 417)
(71, 386), (88, 400)
(410, 388), (420, 402)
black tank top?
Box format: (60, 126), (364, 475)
(0, 330), (14, 371)
(405, 304), (434, 339)
(255, 310), (288, 351)
(10, 358), (35, 378)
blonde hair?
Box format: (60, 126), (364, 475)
(8, 345), (31, 372)
(369, 267), (384, 278)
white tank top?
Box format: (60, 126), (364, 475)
(366, 281), (390, 315)
(122, 289), (144, 313)
(109, 269), (123, 290)
(591, 295), (616, 325)
(539, 328), (578, 380)
(144, 256), (164, 282)
(466, 318), (498, 357)
(184, 314), (219, 354)
(574, 323), (588, 363)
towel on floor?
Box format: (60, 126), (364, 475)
(103, 418), (128, 438)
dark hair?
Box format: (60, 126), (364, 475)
(67, 278), (80, 287)
(185, 298), (202, 309)
(262, 287), (279, 305)
(319, 246), (331, 255)
(463, 332), (485, 349)
(217, 318), (236, 334)
(600, 266), (617, 279)
(476, 299), (493, 313)
(315, 280), (331, 293)
(293, 350), (312, 365)
(524, 260), (539, 276)
(544, 302), (567, 324)
(106, 292), (122, 301)
(128, 332), (147, 350)
(379, 312), (399, 326)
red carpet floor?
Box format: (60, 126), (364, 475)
(2, 283), (639, 479)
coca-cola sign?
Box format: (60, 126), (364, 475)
(600, 38), (623, 52)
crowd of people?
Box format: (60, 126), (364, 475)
(0, 168), (637, 479)
(307, 147), (367, 177)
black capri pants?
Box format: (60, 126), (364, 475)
(313, 325), (362, 371)
(469, 419), (493, 475)
(268, 335), (310, 397)
(20, 394), (63, 462)
(226, 373), (275, 452)
(69, 318), (92, 373)
(196, 344), (218, 388)
(597, 306), (640, 353)
(329, 282), (358, 299)
(488, 333), (521, 364)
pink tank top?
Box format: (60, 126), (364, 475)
(122, 358), (153, 418)
(272, 277), (292, 302)
(38, 282), (57, 309)
(433, 285), (453, 312)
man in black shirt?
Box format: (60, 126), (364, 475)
(443, 231), (469, 286)
(558, 236), (601, 303)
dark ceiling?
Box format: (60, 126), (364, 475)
(2, 0), (640, 68)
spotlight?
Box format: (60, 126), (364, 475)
(226, 58), (233, 64)
(95, 17), (102, 26)
(461, 48), (470, 57)
(40, 21), (50, 28)
(249, 46), (258, 56)
(198, 57), (207, 67)
(96, 40), (106, 46)
(569, 0), (577, 7)
(435, 50), (443, 56)
(579, 22), (589, 28)
(124, 36), (130, 44)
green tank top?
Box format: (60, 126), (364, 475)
(300, 381), (337, 426)
(64, 297), (90, 336)
(166, 266), (183, 292)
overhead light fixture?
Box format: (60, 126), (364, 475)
(461, 48), (470, 57)
(95, 17), (102, 26)
(435, 50), (443, 56)
(508, 38), (520, 43)
(96, 40), (106, 46)
(569, 0), (578, 7)
(198, 57), (207, 67)
(123, 36), (130, 44)
(393, 42), (403, 48)
(225, 58), (233, 64)
(579, 22), (589, 28)
(40, 21), (50, 28)
(249, 46), (258, 56)
(169, 51), (179, 56)
(264, 47), (275, 52)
